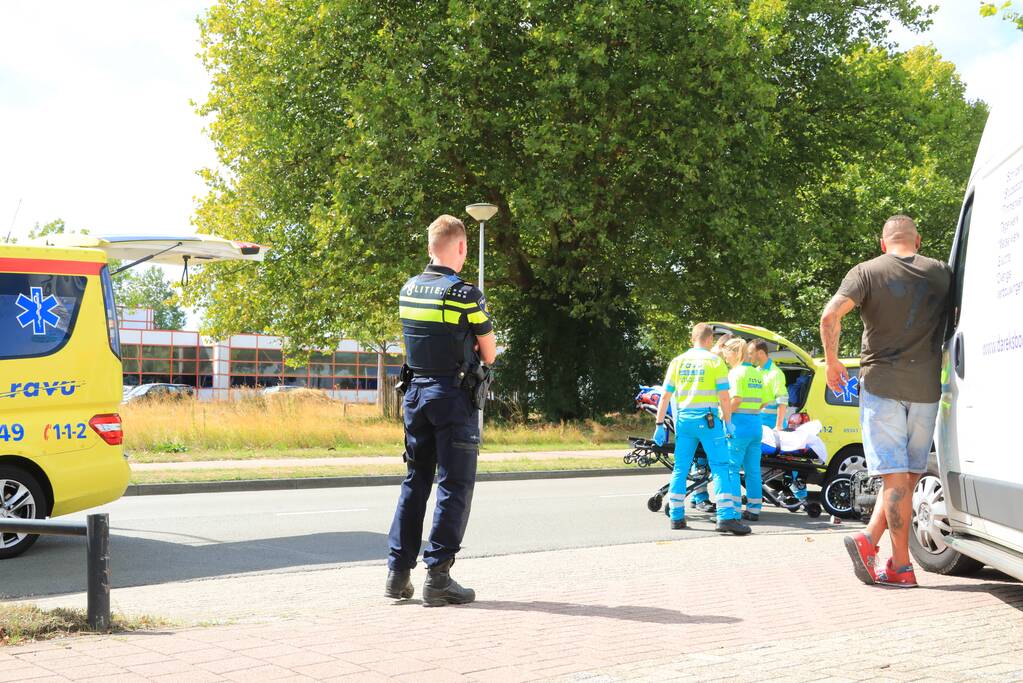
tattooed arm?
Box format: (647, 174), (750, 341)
(820, 294), (855, 392)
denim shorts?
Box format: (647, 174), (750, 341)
(860, 386), (938, 475)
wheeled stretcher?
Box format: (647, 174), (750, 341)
(626, 385), (826, 518)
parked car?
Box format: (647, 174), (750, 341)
(707, 322), (862, 517)
(0, 234), (265, 559)
(913, 100), (1023, 581)
(123, 383), (196, 403)
(261, 385), (305, 395)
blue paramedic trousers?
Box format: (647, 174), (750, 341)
(668, 416), (728, 521)
(732, 414), (763, 515)
(709, 425), (742, 522)
(690, 453), (711, 505)
(388, 377), (480, 570)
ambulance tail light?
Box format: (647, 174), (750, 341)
(90, 414), (124, 446)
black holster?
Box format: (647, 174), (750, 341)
(395, 363), (414, 395)
(457, 361), (493, 411)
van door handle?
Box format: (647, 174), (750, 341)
(953, 331), (965, 379)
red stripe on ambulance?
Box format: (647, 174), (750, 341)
(0, 257), (104, 275)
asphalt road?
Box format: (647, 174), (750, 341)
(2, 473), (847, 599)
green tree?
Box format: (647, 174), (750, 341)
(115, 267), (188, 331)
(765, 46), (987, 356)
(191, 0), (977, 419)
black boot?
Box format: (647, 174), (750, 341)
(423, 560), (475, 607)
(741, 510), (760, 522)
(693, 500), (717, 514)
(385, 569), (414, 600)
(670, 518), (687, 530)
(715, 519), (752, 536)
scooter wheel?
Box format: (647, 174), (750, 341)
(805, 503), (823, 518)
(647, 494), (663, 512)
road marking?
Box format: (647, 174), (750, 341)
(599, 493), (649, 499)
(276, 508), (369, 517)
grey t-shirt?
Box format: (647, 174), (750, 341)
(837, 253), (951, 403)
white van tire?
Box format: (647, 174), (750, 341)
(908, 468), (983, 576)
(0, 466), (46, 559)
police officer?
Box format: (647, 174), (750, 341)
(385, 215), (497, 606)
(652, 323), (750, 535)
(750, 339), (789, 431)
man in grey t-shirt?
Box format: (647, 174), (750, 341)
(819, 215), (951, 588)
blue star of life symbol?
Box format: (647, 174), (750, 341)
(15, 287), (61, 336)
(832, 375), (860, 404)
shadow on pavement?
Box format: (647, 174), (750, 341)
(1, 530), (392, 599)
(923, 567), (1023, 611)
(466, 600), (742, 625)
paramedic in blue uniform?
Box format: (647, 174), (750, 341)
(385, 215), (497, 606)
(652, 323), (751, 535)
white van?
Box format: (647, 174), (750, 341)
(909, 102), (1023, 580)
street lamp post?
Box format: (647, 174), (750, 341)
(465, 203), (498, 439)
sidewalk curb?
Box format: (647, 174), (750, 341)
(124, 467), (665, 496)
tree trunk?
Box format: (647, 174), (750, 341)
(376, 348), (385, 414)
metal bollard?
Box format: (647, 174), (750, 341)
(86, 514), (111, 631)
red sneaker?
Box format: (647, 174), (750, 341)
(843, 532), (880, 585)
(877, 559), (918, 588)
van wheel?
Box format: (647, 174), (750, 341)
(909, 470), (983, 576)
(0, 466), (46, 559)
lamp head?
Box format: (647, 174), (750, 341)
(466, 203), (498, 222)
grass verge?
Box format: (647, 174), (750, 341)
(0, 605), (164, 646)
(122, 393), (647, 457)
(130, 456), (641, 484)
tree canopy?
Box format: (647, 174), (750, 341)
(190, 0), (986, 419)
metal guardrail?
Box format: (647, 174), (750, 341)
(0, 514), (110, 630)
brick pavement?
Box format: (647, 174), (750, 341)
(4, 528), (1023, 681)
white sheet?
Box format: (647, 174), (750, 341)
(761, 420), (828, 464)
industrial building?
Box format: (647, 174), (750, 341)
(118, 308), (401, 402)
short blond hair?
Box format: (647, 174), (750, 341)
(691, 323), (713, 345)
(428, 215), (467, 251)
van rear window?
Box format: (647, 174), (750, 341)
(0, 273), (86, 360)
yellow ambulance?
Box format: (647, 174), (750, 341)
(0, 235), (264, 558)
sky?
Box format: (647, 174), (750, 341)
(0, 1), (1021, 324)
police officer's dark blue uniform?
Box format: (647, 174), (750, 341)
(385, 227), (494, 606)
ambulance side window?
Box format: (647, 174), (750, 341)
(0, 273), (87, 360)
